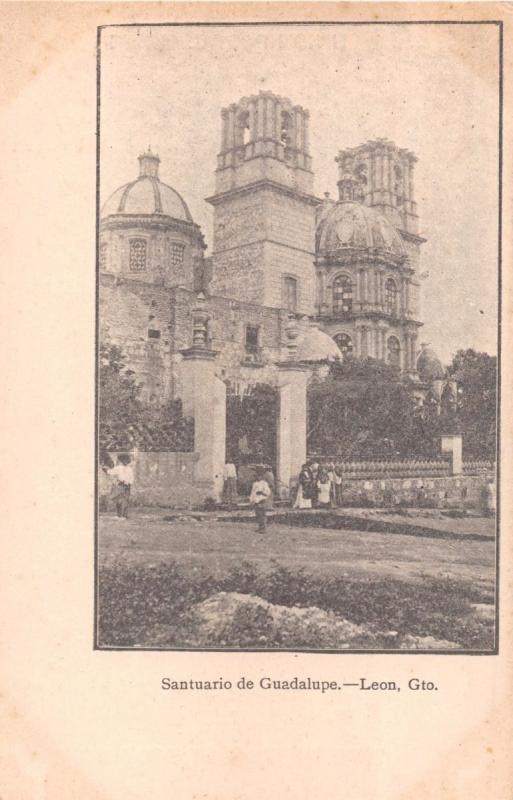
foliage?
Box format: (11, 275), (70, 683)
(99, 341), (193, 452)
(226, 383), (278, 465)
(447, 349), (497, 458)
(307, 357), (441, 458)
(98, 559), (494, 650)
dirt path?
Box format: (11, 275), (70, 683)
(98, 511), (495, 589)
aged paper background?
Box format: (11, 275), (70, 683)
(1, 2), (512, 798)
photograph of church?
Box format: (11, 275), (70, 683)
(97, 22), (498, 653)
(100, 91), (457, 497)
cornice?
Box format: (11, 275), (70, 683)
(206, 179), (321, 208)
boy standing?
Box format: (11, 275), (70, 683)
(249, 468), (271, 533)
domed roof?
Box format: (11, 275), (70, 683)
(296, 325), (342, 363)
(317, 201), (406, 259)
(417, 346), (445, 381)
(101, 150), (193, 223)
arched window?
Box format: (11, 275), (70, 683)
(387, 336), (401, 367)
(334, 333), (353, 357)
(332, 275), (353, 315)
(237, 111), (250, 146)
(129, 238), (147, 272)
(385, 278), (398, 316)
(280, 111), (292, 145)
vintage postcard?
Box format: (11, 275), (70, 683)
(1, 3), (512, 799)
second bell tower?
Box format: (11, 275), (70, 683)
(206, 91), (318, 315)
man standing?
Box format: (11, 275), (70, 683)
(223, 461), (238, 508)
(249, 467), (271, 533)
(108, 453), (134, 519)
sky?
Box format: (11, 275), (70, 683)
(99, 22), (500, 364)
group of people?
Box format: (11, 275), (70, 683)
(294, 461), (343, 510)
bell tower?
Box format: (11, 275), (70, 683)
(206, 92), (318, 314)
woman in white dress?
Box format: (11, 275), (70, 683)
(293, 463), (313, 509)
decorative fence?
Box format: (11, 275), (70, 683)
(306, 455), (494, 480)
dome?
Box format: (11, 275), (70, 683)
(317, 201), (406, 259)
(417, 346), (445, 381)
(296, 325), (342, 363)
(101, 150), (193, 223)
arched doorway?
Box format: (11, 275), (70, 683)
(225, 382), (278, 495)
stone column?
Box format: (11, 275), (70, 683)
(180, 347), (226, 500)
(221, 109), (229, 151)
(248, 98), (257, 142)
(403, 334), (410, 371)
(441, 435), (463, 476)
(266, 96), (275, 139)
(303, 110), (310, 154)
(411, 333), (418, 371)
(276, 363), (309, 498)
(355, 269), (362, 308)
(355, 327), (362, 357)
(227, 105), (236, 149)
(179, 298), (226, 499)
(257, 94), (265, 140)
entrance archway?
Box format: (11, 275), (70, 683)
(225, 382), (278, 495)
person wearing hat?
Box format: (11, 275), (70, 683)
(249, 467), (271, 533)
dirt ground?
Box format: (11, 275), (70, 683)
(98, 509), (496, 589)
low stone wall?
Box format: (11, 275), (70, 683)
(335, 473), (493, 511)
(100, 451), (208, 508)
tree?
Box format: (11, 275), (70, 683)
(307, 357), (428, 458)
(447, 349), (497, 458)
(99, 340), (193, 452)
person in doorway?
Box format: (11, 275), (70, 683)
(317, 466), (332, 508)
(223, 462), (238, 508)
(294, 463), (313, 509)
(249, 468), (271, 533)
(108, 453), (134, 519)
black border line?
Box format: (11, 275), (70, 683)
(94, 19), (503, 655)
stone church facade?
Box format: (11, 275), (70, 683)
(99, 91), (450, 493)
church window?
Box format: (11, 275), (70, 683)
(280, 111), (292, 145)
(148, 329), (161, 339)
(245, 324), (260, 356)
(238, 111), (250, 146)
(283, 276), (298, 312)
(385, 278), (398, 316)
(333, 275), (353, 315)
(334, 333), (353, 357)
(170, 241), (185, 266)
(129, 238), (147, 271)
(99, 241), (108, 270)
(387, 336), (401, 367)
(355, 162), (367, 185)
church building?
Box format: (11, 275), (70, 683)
(99, 91), (450, 495)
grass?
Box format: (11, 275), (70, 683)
(97, 559), (494, 650)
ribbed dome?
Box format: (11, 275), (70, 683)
(296, 325), (342, 363)
(101, 150), (193, 223)
(317, 201), (406, 258)
(417, 347), (445, 381)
